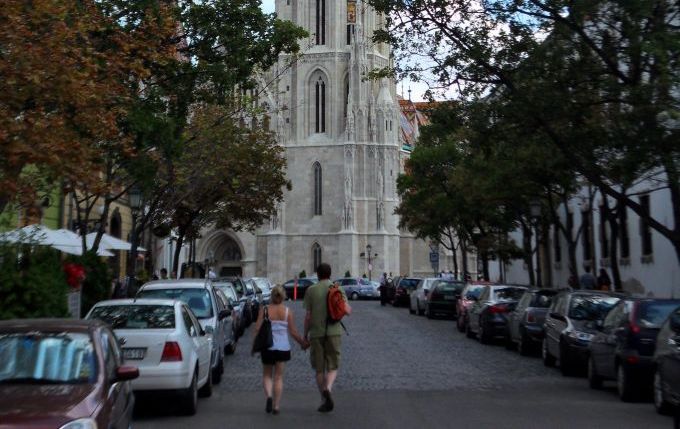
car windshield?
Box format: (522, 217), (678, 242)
(215, 285), (237, 301)
(138, 288), (214, 319)
(89, 305), (175, 329)
(0, 332), (97, 384)
(569, 295), (620, 320)
(400, 279), (420, 289)
(464, 286), (484, 299)
(434, 280), (465, 292)
(638, 301), (680, 328)
(494, 287), (525, 301)
(253, 279), (270, 291)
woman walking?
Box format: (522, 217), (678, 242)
(253, 285), (308, 414)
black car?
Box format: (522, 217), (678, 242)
(542, 291), (621, 376)
(505, 288), (558, 355)
(424, 280), (465, 319)
(218, 276), (254, 326)
(282, 277), (317, 300)
(467, 285), (527, 344)
(654, 305), (680, 414)
(588, 298), (680, 401)
(385, 276), (401, 303)
(392, 277), (420, 307)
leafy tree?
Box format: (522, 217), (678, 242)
(371, 0), (680, 263)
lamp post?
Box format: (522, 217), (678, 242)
(360, 244), (378, 281)
(529, 199), (542, 288)
(126, 185), (142, 296)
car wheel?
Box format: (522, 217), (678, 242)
(559, 343), (575, 376)
(351, 292), (359, 301)
(518, 331), (531, 356)
(426, 305), (434, 319)
(479, 320), (491, 344)
(199, 365), (213, 398)
(212, 356), (223, 384)
(226, 340), (236, 355)
(654, 370), (673, 415)
(542, 339), (556, 367)
(617, 364), (637, 402)
(417, 300), (425, 316)
(457, 314), (466, 333)
(466, 320), (476, 339)
(588, 357), (603, 389)
(181, 371), (198, 415)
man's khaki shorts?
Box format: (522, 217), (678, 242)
(310, 336), (341, 371)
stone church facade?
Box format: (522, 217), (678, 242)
(181, 0), (436, 283)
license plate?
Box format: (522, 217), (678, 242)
(123, 348), (146, 360)
(444, 296), (456, 300)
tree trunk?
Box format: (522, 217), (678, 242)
(481, 251), (490, 281)
(461, 241), (469, 280)
(173, 233), (185, 276)
(522, 222), (535, 286)
(602, 195), (622, 291)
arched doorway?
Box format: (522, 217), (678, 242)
(199, 231), (244, 277)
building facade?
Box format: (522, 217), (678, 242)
(174, 0), (425, 284)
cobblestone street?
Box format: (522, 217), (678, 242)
(134, 301), (673, 428)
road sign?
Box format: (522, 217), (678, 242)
(429, 252), (439, 263)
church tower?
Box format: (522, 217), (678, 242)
(259, 0), (402, 281)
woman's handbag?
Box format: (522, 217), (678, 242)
(251, 306), (273, 355)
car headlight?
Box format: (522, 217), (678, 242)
(59, 418), (98, 429)
(567, 331), (593, 342)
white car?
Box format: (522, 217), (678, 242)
(86, 299), (212, 415)
(410, 278), (441, 315)
(250, 277), (273, 304)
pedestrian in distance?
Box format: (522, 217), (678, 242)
(379, 271), (388, 306)
(304, 263), (352, 413)
(597, 268), (612, 291)
(254, 285), (308, 415)
(160, 268), (168, 280)
(580, 266), (597, 290)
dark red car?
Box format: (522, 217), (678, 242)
(456, 282), (492, 332)
(0, 319), (139, 429)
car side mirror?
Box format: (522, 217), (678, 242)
(115, 366), (139, 382)
(203, 325), (213, 336)
(219, 309), (231, 320)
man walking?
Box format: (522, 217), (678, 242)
(304, 263), (352, 412)
(580, 266), (597, 290)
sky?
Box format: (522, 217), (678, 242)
(258, 0), (430, 101)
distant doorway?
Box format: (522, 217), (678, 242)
(219, 266), (243, 277)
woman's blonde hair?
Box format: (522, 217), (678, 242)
(270, 285), (286, 304)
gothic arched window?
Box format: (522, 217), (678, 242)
(312, 242), (322, 271)
(316, 0), (326, 45)
(315, 76), (326, 133)
(313, 162), (322, 215)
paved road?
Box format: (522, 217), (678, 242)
(134, 301), (672, 428)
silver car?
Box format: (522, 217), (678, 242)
(250, 277), (273, 304)
(136, 279), (233, 384)
(410, 278), (441, 315)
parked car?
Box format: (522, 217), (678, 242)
(409, 278), (441, 315)
(243, 278), (261, 316)
(334, 277), (380, 300)
(251, 277), (274, 304)
(542, 290), (621, 376)
(219, 276), (254, 326)
(0, 318), (139, 428)
(87, 299), (212, 415)
(456, 283), (486, 332)
(282, 277), (317, 300)
(136, 279), (232, 383)
(653, 304), (680, 414)
(467, 285), (527, 344)
(213, 281), (247, 338)
(505, 289), (558, 355)
(213, 288), (237, 354)
(422, 279), (465, 319)
(392, 277), (421, 307)
(588, 298), (680, 401)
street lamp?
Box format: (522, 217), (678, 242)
(361, 244), (378, 281)
(529, 199), (542, 287)
(126, 185), (143, 296)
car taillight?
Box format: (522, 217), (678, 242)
(161, 342), (183, 362)
(629, 303), (641, 334)
(489, 304), (509, 314)
(526, 312), (536, 323)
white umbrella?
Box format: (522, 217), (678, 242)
(85, 232), (146, 252)
(54, 229), (115, 257)
(0, 224), (81, 247)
